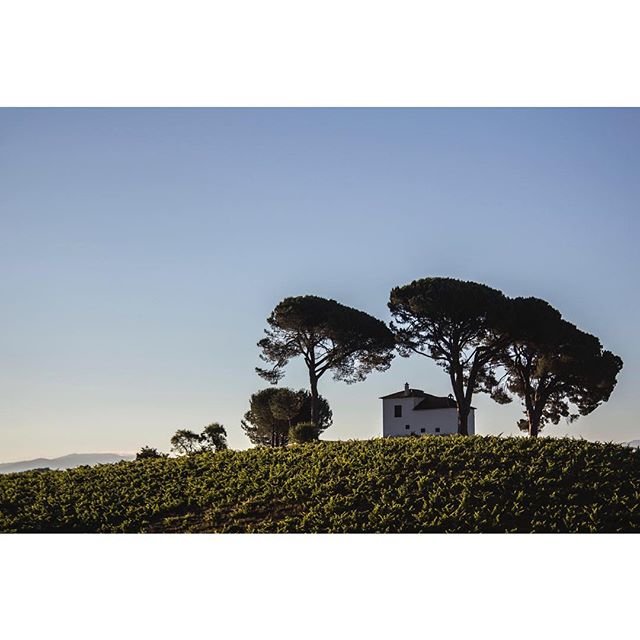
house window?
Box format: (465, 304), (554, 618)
(435, 428), (440, 433)
(394, 405), (402, 418)
(420, 428), (426, 433)
(405, 425), (410, 430)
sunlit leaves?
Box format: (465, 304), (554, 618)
(0, 436), (639, 533)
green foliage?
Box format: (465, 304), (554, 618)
(288, 422), (318, 444)
(241, 387), (332, 447)
(389, 277), (509, 434)
(1, 437), (639, 533)
(135, 446), (167, 460)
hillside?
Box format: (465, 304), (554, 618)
(0, 453), (135, 474)
(1, 436), (639, 533)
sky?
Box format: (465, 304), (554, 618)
(0, 108), (638, 461)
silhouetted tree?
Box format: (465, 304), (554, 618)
(241, 387), (332, 447)
(269, 389), (305, 428)
(389, 277), (509, 435)
(170, 429), (201, 455)
(200, 423), (228, 452)
(496, 297), (623, 437)
(257, 295), (395, 427)
(135, 446), (166, 460)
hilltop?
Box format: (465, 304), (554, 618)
(1, 436), (639, 533)
(0, 453), (135, 474)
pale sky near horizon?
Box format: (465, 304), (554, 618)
(1, 108), (638, 462)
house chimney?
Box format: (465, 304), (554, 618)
(404, 382), (410, 395)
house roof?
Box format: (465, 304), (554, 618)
(380, 386), (475, 411)
(379, 388), (426, 400)
(413, 394), (457, 410)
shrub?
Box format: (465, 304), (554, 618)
(135, 446), (166, 460)
(200, 423), (228, 452)
(288, 422), (318, 444)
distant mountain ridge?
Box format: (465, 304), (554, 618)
(626, 440), (640, 448)
(0, 453), (135, 474)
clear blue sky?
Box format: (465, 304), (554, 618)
(1, 108), (638, 461)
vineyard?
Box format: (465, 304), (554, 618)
(1, 435), (639, 533)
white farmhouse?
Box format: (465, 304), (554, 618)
(381, 383), (475, 437)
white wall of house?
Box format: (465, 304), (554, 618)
(382, 396), (422, 433)
(382, 400), (475, 437)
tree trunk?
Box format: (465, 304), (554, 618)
(450, 362), (470, 436)
(309, 371), (319, 428)
(528, 412), (540, 438)
(527, 387), (546, 437)
(457, 408), (469, 436)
